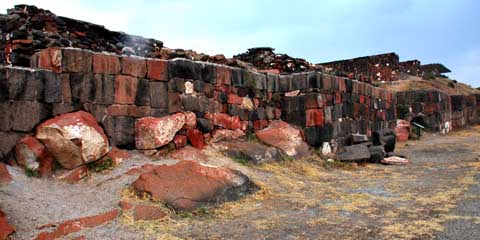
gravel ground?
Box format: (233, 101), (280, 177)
(1, 126), (480, 239)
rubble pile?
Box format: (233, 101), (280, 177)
(0, 5), (164, 66)
(234, 47), (316, 74)
(318, 53), (451, 83)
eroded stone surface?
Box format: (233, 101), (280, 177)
(255, 120), (310, 158)
(35, 111), (109, 170)
(134, 113), (186, 149)
(132, 161), (257, 211)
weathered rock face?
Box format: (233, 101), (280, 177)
(0, 208), (15, 240)
(132, 160), (257, 211)
(255, 120), (310, 157)
(15, 136), (54, 177)
(35, 111), (109, 169)
(135, 113), (186, 149)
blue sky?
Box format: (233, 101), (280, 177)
(2, 0), (479, 87)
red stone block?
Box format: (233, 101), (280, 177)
(36, 210), (118, 240)
(122, 57), (147, 78)
(230, 116), (242, 130)
(57, 166), (89, 184)
(207, 113), (232, 129)
(15, 136), (54, 177)
(216, 66), (232, 85)
(335, 92), (342, 104)
(305, 94), (319, 109)
(107, 147), (130, 165)
(187, 129), (206, 149)
(38, 48), (62, 72)
(228, 94), (243, 105)
(174, 135), (188, 149)
(92, 53), (120, 74)
(114, 75), (138, 104)
(306, 109), (324, 127)
(107, 105), (151, 117)
(253, 120), (269, 132)
(359, 95), (365, 104)
(0, 208), (15, 239)
(147, 59), (168, 81)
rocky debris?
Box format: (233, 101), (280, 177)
(186, 129), (206, 149)
(14, 136), (54, 177)
(336, 144), (371, 162)
(0, 208), (15, 240)
(1, 5), (163, 66)
(210, 129), (246, 143)
(170, 146), (208, 162)
(132, 160), (257, 211)
(35, 209), (119, 240)
(35, 111), (109, 169)
(105, 147), (130, 166)
(56, 165), (89, 184)
(381, 156), (409, 165)
(255, 120), (310, 158)
(395, 119), (411, 142)
(134, 113), (186, 150)
(216, 141), (284, 165)
(119, 201), (167, 221)
(234, 47), (315, 74)
(124, 163), (157, 176)
(0, 163), (12, 185)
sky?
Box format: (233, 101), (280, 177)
(1, 0), (479, 87)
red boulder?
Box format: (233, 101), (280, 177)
(135, 113), (186, 149)
(132, 161), (257, 211)
(15, 136), (54, 177)
(35, 111), (109, 170)
(255, 120), (310, 158)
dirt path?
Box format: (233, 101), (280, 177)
(1, 126), (480, 239)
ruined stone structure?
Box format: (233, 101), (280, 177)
(0, 4), (479, 163)
(318, 53), (451, 83)
(0, 47), (395, 161)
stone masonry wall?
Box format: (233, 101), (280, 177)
(0, 47), (396, 160)
(396, 90), (452, 132)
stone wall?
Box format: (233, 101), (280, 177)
(396, 90), (452, 132)
(0, 47), (396, 161)
(396, 90), (479, 132)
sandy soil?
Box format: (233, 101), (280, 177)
(1, 126), (480, 239)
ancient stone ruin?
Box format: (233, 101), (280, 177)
(0, 4), (479, 240)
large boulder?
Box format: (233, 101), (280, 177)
(255, 120), (310, 157)
(36, 111), (109, 170)
(15, 136), (54, 177)
(132, 160), (257, 211)
(135, 113), (186, 149)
